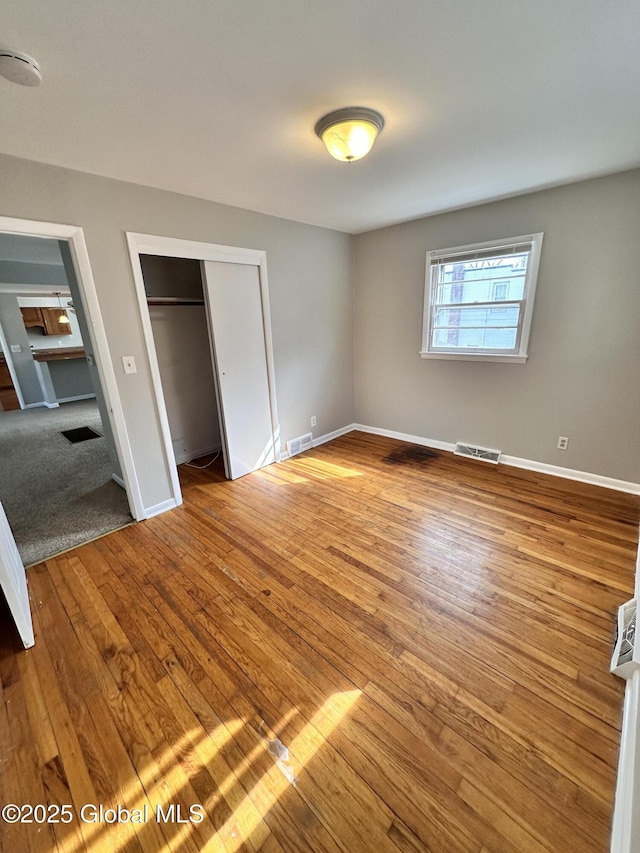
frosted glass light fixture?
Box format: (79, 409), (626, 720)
(315, 107), (384, 162)
(55, 292), (70, 324)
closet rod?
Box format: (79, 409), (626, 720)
(146, 297), (205, 306)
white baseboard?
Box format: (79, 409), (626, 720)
(612, 671), (640, 853)
(112, 473), (126, 489)
(23, 401), (59, 409)
(313, 424), (358, 448)
(353, 423), (455, 453)
(174, 444), (222, 465)
(143, 498), (180, 519)
(25, 394), (97, 408)
(56, 393), (97, 404)
(352, 424), (640, 495)
(500, 454), (640, 495)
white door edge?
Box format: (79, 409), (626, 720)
(0, 502), (34, 648)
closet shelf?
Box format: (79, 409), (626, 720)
(146, 297), (205, 305)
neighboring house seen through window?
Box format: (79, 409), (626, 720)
(421, 233), (544, 362)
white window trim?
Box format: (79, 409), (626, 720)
(420, 232), (544, 363)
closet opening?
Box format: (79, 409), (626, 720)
(139, 254), (225, 479)
(128, 231), (280, 510)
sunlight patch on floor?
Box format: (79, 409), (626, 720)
(214, 690), (362, 852)
(258, 456), (365, 485)
(56, 693), (364, 853)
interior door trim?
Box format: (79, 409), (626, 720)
(0, 215), (145, 522)
(126, 232), (280, 509)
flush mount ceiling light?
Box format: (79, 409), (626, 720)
(315, 107), (384, 163)
(0, 50), (42, 87)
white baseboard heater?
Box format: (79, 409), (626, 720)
(611, 599), (639, 679)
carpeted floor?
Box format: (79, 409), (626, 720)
(0, 400), (132, 566)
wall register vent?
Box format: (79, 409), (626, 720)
(454, 442), (501, 464)
(286, 432), (313, 458)
(611, 598), (639, 680)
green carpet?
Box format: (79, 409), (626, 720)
(0, 400), (132, 566)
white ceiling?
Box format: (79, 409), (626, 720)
(1, 1), (639, 234)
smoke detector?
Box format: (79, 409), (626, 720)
(0, 50), (42, 87)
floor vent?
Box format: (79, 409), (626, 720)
(454, 442), (501, 464)
(286, 432), (313, 458)
(611, 598), (639, 679)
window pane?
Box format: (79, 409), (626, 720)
(435, 253), (528, 306)
(433, 305), (520, 329)
(436, 275), (526, 305)
(493, 282), (509, 301)
(432, 326), (518, 350)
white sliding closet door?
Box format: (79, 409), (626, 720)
(202, 260), (276, 479)
(0, 501), (34, 648)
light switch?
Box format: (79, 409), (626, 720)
(10, 344), (21, 353)
(122, 355), (137, 375)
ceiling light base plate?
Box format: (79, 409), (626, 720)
(0, 50), (42, 87)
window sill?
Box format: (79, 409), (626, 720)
(419, 351), (528, 364)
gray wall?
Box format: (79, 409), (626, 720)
(353, 169), (640, 483)
(0, 153), (354, 510)
(0, 294), (43, 406)
(49, 359), (94, 400)
(149, 304), (222, 464)
(0, 261), (67, 287)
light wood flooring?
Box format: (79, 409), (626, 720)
(1, 431), (639, 853)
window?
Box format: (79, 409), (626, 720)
(492, 281), (509, 301)
(421, 233), (543, 362)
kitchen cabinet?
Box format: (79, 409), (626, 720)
(0, 355), (20, 411)
(20, 307), (72, 336)
(20, 307), (44, 327)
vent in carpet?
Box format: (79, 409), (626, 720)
(60, 426), (103, 444)
(454, 442), (501, 464)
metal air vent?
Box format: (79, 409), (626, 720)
(454, 442), (501, 464)
(286, 432), (313, 458)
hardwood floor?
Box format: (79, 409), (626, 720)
(1, 431), (638, 853)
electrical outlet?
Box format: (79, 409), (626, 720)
(10, 344), (21, 353)
(557, 436), (569, 450)
(310, 416), (317, 428)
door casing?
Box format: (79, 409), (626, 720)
(0, 215), (145, 647)
(126, 232), (280, 507)
(0, 216), (144, 522)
